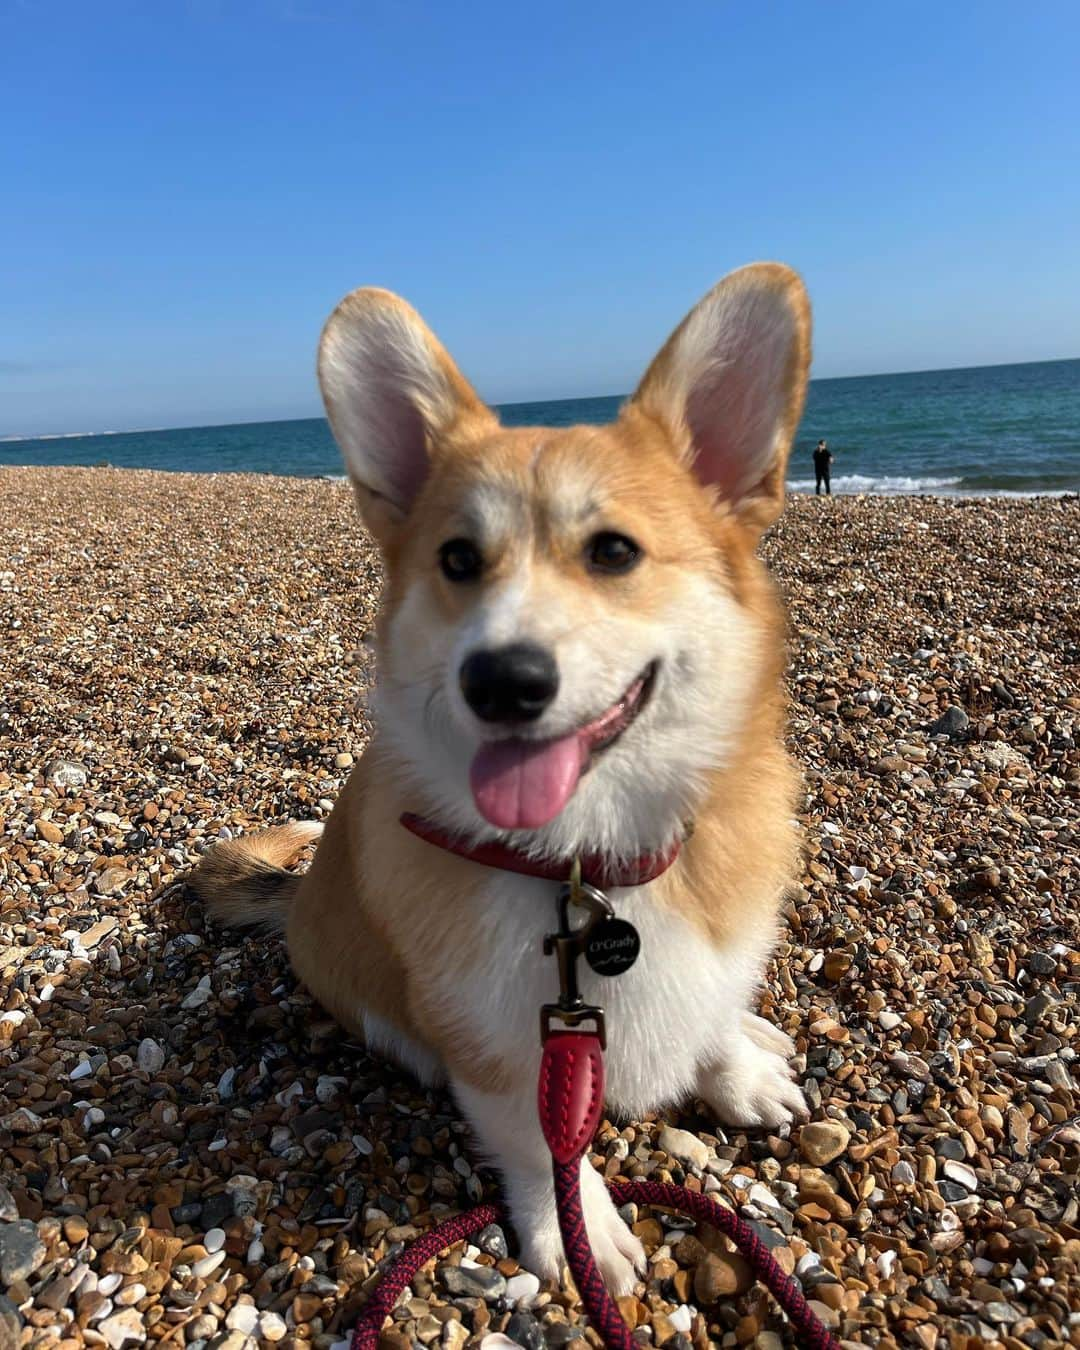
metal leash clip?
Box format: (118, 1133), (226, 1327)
(540, 858), (612, 1046)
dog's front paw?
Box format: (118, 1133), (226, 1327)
(517, 1215), (568, 1288)
(741, 1011), (797, 1059)
(514, 1164), (644, 1295)
(579, 1164), (646, 1295)
(700, 1036), (807, 1130)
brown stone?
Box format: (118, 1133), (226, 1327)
(799, 1121), (851, 1166)
(651, 1313), (678, 1345)
(631, 1217), (663, 1248)
(291, 1293), (322, 1322)
(694, 1250), (752, 1301)
(823, 951), (853, 982)
(615, 1295), (639, 1329)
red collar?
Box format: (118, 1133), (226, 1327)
(400, 812), (682, 889)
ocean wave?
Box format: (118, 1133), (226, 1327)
(0, 428), (164, 443)
(788, 474), (963, 494)
(0, 431), (100, 442)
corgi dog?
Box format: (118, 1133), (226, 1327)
(190, 263), (811, 1293)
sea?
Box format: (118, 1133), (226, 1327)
(4, 357), (1079, 496)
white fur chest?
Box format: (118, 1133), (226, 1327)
(428, 871), (773, 1115)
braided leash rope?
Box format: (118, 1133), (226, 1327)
(351, 1204), (502, 1350)
(557, 1169), (842, 1350)
(551, 1163), (634, 1350)
(352, 1174), (840, 1350)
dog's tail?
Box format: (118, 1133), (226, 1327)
(186, 821), (323, 934)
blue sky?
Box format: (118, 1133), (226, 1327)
(3, 1), (1079, 436)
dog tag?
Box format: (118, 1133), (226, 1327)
(584, 917), (641, 977)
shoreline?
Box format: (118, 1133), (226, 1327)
(1, 461), (1077, 500)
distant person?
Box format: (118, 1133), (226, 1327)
(813, 439), (833, 496)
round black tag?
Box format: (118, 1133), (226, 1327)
(584, 918), (641, 977)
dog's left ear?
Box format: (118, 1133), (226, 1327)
(318, 288), (497, 542)
(627, 263), (811, 532)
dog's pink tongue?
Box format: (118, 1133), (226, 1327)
(470, 734), (585, 830)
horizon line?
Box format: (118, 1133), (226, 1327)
(3, 352), (1077, 444)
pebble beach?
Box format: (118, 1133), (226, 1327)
(0, 468), (1077, 1350)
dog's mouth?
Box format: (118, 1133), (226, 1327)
(469, 662), (659, 831)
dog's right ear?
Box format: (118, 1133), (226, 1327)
(317, 288), (496, 539)
(627, 263), (811, 535)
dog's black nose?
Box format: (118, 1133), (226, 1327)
(460, 643), (559, 723)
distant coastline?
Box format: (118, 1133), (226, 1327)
(3, 357), (1078, 496)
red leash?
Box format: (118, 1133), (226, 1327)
(352, 1033), (839, 1350)
(351, 1177), (840, 1350)
(351, 835), (841, 1350)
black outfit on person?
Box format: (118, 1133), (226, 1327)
(813, 447), (832, 495)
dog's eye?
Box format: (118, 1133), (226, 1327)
(439, 538), (483, 582)
(587, 532), (641, 574)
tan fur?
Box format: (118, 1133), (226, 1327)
(187, 822), (321, 933)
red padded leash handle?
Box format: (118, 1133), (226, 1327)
(538, 1031), (606, 1164)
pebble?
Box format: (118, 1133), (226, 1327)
(0, 1296), (22, 1350)
(694, 1250), (752, 1300)
(929, 704), (969, 738)
(476, 1223), (508, 1260)
(0, 1107), (42, 1134)
(0, 1220), (46, 1283)
(258, 1312), (287, 1341)
(136, 1037), (165, 1072)
(224, 1304), (259, 1334)
(191, 1251), (227, 1278)
(668, 1304), (693, 1334)
(503, 1314), (543, 1350)
(212, 1333), (255, 1350)
(798, 1120), (851, 1166)
(96, 865), (133, 895)
(504, 1272), (540, 1306)
(44, 758), (89, 788)
(442, 1323), (469, 1350)
(938, 1180), (970, 1204)
(658, 1124), (710, 1170)
(182, 975), (214, 1009)
(98, 1308), (146, 1348)
(942, 1160), (979, 1192)
(441, 1264), (507, 1301)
